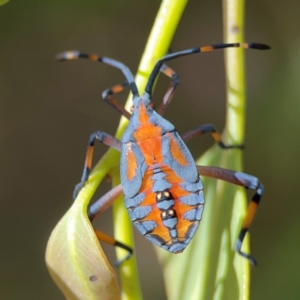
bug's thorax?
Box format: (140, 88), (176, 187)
(121, 95), (204, 254)
(130, 95), (158, 140)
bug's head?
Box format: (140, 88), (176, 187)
(130, 92), (155, 115)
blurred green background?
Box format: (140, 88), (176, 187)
(1, 0), (299, 299)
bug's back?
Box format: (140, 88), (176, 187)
(120, 99), (204, 253)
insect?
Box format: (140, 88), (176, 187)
(57, 42), (269, 265)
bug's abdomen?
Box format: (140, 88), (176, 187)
(125, 163), (204, 253)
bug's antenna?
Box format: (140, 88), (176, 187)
(145, 42), (270, 96)
(56, 51), (139, 97)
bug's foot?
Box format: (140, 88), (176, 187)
(114, 252), (132, 268)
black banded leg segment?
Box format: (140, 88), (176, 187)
(88, 184), (123, 220)
(157, 64), (180, 116)
(197, 165), (264, 265)
(94, 230), (133, 267)
(56, 51), (139, 97)
(181, 124), (243, 149)
(73, 132), (122, 199)
(145, 42), (270, 97)
(102, 64), (180, 118)
(56, 51), (137, 119)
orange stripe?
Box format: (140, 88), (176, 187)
(241, 43), (249, 49)
(126, 143), (138, 180)
(95, 230), (115, 246)
(89, 54), (98, 61)
(242, 202), (258, 229)
(212, 132), (222, 143)
(133, 101), (163, 166)
(200, 46), (214, 52)
(112, 84), (124, 93)
(163, 67), (174, 77)
(86, 147), (94, 169)
(167, 133), (189, 166)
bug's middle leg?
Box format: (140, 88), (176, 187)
(87, 184), (133, 266)
(102, 81), (132, 119)
(73, 131), (122, 199)
(181, 124), (243, 149)
(156, 64), (180, 116)
(102, 64), (180, 118)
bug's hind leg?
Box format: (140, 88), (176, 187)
(181, 124), (244, 149)
(73, 132), (122, 199)
(94, 230), (133, 267)
(197, 165), (263, 265)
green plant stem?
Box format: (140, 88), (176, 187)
(222, 1), (250, 299)
(156, 1), (250, 300)
(223, 0), (245, 144)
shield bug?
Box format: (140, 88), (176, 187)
(57, 42), (269, 265)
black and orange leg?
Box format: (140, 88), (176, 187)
(56, 51), (139, 98)
(181, 124), (243, 149)
(197, 165), (264, 265)
(56, 51), (138, 120)
(102, 82), (132, 119)
(94, 230), (133, 267)
(88, 184), (133, 267)
(102, 63), (180, 119)
(145, 42), (270, 97)
(73, 132), (122, 199)
(156, 64), (180, 116)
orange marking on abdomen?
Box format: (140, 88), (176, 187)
(166, 133), (189, 166)
(126, 143), (138, 180)
(136, 163), (197, 243)
(177, 220), (197, 241)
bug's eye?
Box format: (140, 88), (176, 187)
(149, 102), (155, 109)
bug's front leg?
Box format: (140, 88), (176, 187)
(73, 131), (122, 199)
(197, 165), (263, 265)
